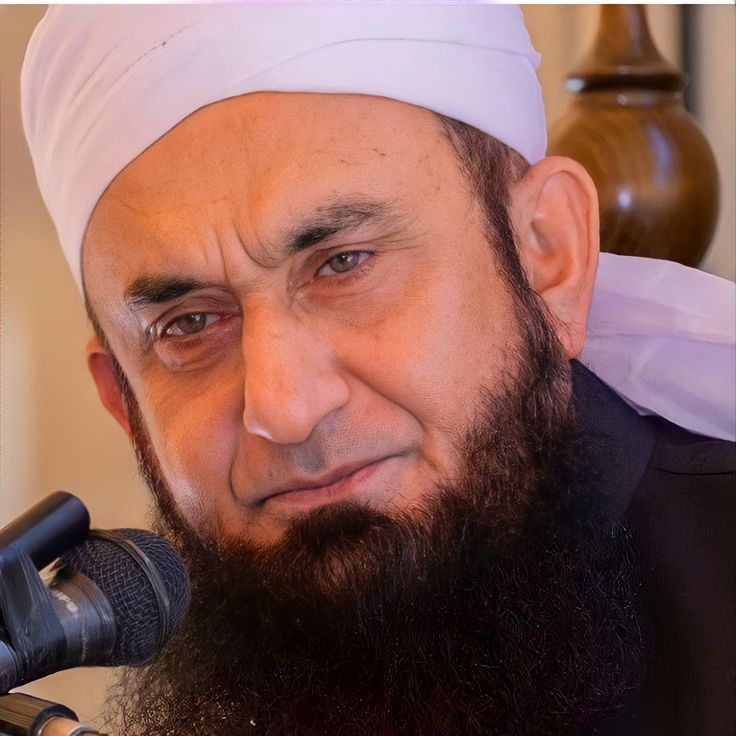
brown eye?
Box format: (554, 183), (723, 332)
(164, 313), (212, 337)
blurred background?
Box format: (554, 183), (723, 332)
(1, 4), (734, 726)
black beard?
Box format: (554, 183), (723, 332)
(105, 296), (645, 736)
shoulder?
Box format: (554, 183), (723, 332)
(626, 418), (735, 736)
(632, 417), (735, 532)
(646, 416), (735, 476)
(628, 415), (735, 591)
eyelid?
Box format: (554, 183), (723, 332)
(146, 300), (239, 342)
(151, 312), (219, 340)
(315, 249), (373, 277)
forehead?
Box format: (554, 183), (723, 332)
(88, 92), (448, 218)
(82, 93), (463, 301)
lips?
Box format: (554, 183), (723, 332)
(260, 457), (391, 509)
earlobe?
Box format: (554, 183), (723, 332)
(510, 156), (599, 358)
(86, 337), (133, 438)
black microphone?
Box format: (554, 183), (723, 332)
(0, 492), (90, 571)
(0, 528), (190, 694)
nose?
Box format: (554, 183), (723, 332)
(241, 314), (350, 445)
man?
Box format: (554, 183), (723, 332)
(21, 5), (734, 736)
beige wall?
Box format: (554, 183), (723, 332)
(1, 4), (734, 726)
(1, 5), (151, 723)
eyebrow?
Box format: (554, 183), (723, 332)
(125, 276), (210, 311)
(124, 198), (397, 310)
(284, 199), (392, 255)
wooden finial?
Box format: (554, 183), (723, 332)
(548, 5), (719, 266)
(568, 6), (683, 92)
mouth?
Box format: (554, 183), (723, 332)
(261, 457), (393, 511)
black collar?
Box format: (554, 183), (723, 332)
(571, 360), (657, 519)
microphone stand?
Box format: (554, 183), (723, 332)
(0, 692), (107, 735)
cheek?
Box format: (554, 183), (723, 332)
(342, 258), (517, 431)
(134, 366), (244, 522)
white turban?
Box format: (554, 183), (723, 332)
(21, 3), (544, 287)
(21, 3), (735, 442)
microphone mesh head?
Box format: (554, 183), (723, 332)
(59, 529), (190, 666)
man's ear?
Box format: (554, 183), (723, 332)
(509, 156), (599, 358)
(86, 337), (133, 438)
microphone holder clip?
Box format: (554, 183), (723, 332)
(0, 545), (66, 695)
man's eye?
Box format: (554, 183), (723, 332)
(157, 312), (219, 339)
(317, 251), (371, 276)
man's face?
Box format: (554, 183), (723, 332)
(83, 93), (523, 547)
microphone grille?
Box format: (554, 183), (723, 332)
(59, 528), (190, 666)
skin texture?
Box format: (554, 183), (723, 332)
(83, 92), (599, 548)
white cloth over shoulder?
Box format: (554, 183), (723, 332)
(20, 3), (736, 442)
(583, 254), (735, 442)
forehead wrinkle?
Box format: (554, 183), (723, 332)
(215, 217), (271, 288)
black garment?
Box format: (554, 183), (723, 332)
(572, 362), (736, 736)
